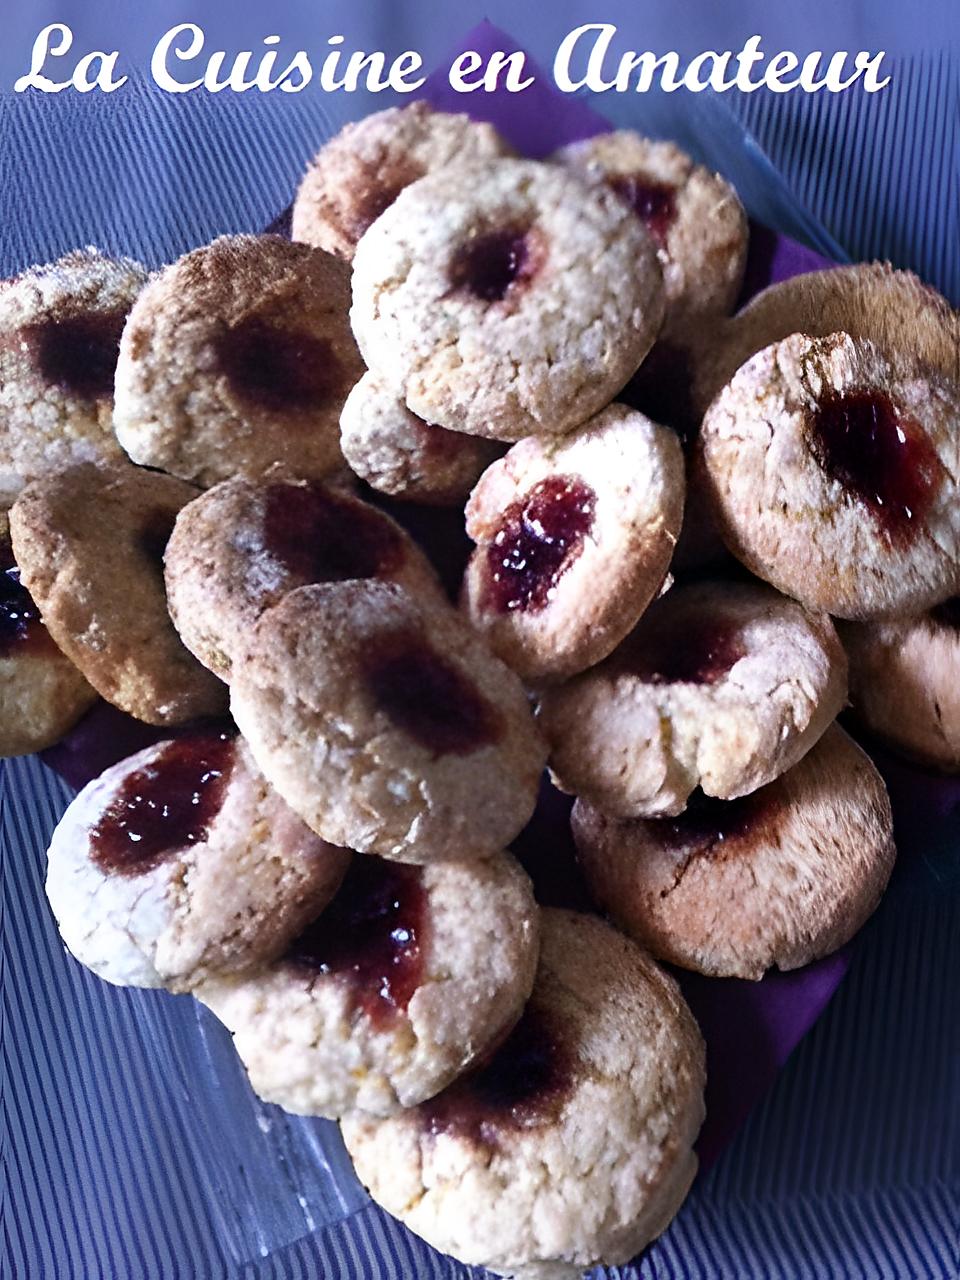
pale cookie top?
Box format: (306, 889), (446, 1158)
(10, 461), (227, 725)
(539, 579), (847, 818)
(113, 235), (364, 488)
(229, 580), (547, 863)
(339, 370), (501, 505)
(0, 248), (148, 507)
(552, 132), (748, 340)
(46, 732), (350, 991)
(698, 332), (960, 620)
(572, 724), (896, 980)
(351, 158), (664, 442)
(462, 402), (685, 682)
(198, 851), (538, 1118)
(164, 474), (444, 680)
(292, 101), (515, 261)
(342, 908), (706, 1280)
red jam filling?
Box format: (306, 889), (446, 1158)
(364, 630), (502, 756)
(483, 474), (596, 614)
(627, 613), (745, 686)
(449, 226), (541, 303)
(23, 309), (127, 400)
(216, 316), (339, 413)
(262, 481), (405, 584)
(0, 553), (48, 658)
(608, 174), (677, 246)
(284, 856), (425, 1028)
(421, 1004), (569, 1146)
(90, 732), (236, 876)
(807, 389), (941, 537)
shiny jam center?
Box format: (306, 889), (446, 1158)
(90, 733), (236, 876)
(363, 630), (502, 756)
(0, 555), (46, 657)
(284, 856), (425, 1028)
(628, 613), (745, 686)
(807, 389), (940, 536)
(262, 481), (405, 583)
(449, 227), (539, 303)
(608, 174), (677, 245)
(23, 309), (127, 400)
(484, 474), (596, 614)
(216, 315), (338, 412)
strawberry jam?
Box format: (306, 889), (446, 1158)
(608, 174), (677, 246)
(217, 316), (338, 412)
(24, 309), (127, 400)
(450, 227), (541, 303)
(262, 482), (405, 583)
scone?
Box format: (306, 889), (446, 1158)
(342, 908), (706, 1279)
(198, 852), (538, 1117)
(539, 580), (847, 818)
(572, 724), (896, 979)
(46, 731), (349, 990)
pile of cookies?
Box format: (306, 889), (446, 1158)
(3, 100), (958, 1276)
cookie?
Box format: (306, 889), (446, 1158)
(292, 102), (515, 262)
(572, 724), (896, 979)
(691, 263), (960, 419)
(698, 332), (960, 620)
(0, 248), (148, 506)
(10, 461), (228, 725)
(350, 158), (664, 442)
(198, 851), (538, 1118)
(0, 510), (97, 756)
(839, 600), (960, 770)
(552, 132), (748, 339)
(46, 731), (349, 990)
(113, 235), (364, 488)
(462, 403), (685, 682)
(341, 908), (705, 1278)
(164, 474), (444, 679)
(339, 370), (501, 505)
(230, 581), (546, 862)
(539, 580), (847, 818)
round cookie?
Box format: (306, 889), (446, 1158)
(339, 370), (501, 505)
(691, 263), (960, 419)
(351, 157), (664, 442)
(462, 403), (685, 682)
(230, 580), (546, 863)
(198, 851), (538, 1118)
(113, 235), (364, 488)
(0, 509), (97, 756)
(292, 102), (515, 262)
(46, 731), (349, 990)
(341, 908), (706, 1278)
(572, 724), (896, 979)
(552, 132), (748, 339)
(10, 461), (227, 725)
(539, 580), (847, 818)
(0, 248), (148, 507)
(698, 332), (960, 620)
(164, 474), (445, 679)
(839, 600), (960, 770)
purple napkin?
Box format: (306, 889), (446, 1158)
(39, 24), (942, 1179)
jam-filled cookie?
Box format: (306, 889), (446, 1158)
(46, 731), (349, 990)
(462, 403), (685, 682)
(351, 158), (664, 442)
(164, 474), (444, 680)
(198, 852), (538, 1118)
(231, 580), (546, 862)
(339, 370), (501, 505)
(10, 462), (227, 725)
(0, 249), (148, 506)
(698, 332), (960, 620)
(572, 724), (896, 979)
(552, 132), (748, 339)
(341, 908), (705, 1278)
(113, 235), (364, 488)
(539, 580), (847, 818)
(0, 510), (97, 756)
(292, 102), (515, 262)
(839, 602), (960, 770)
